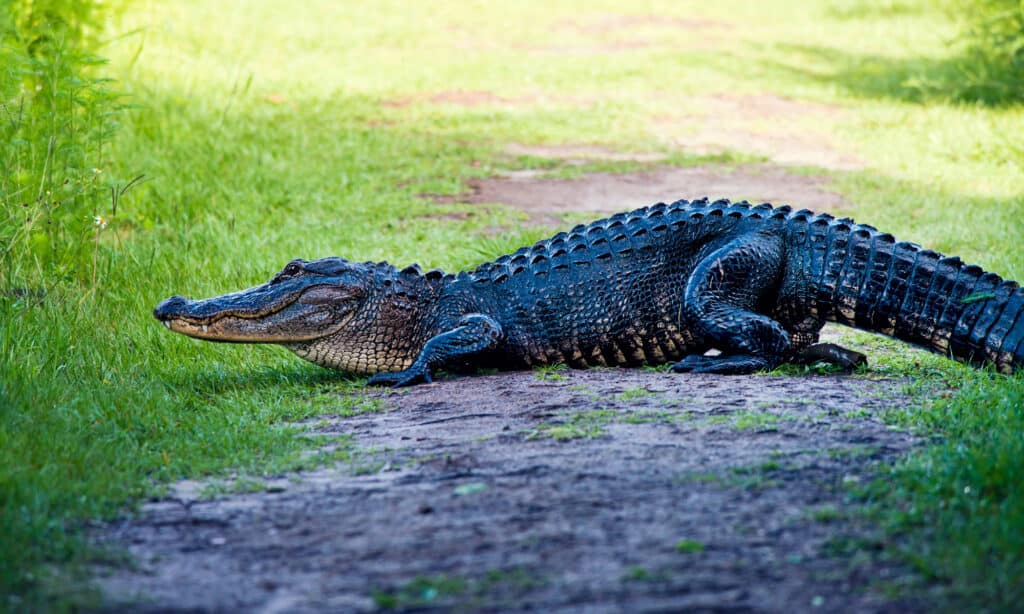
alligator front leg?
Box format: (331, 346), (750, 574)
(366, 314), (503, 387)
(672, 231), (791, 375)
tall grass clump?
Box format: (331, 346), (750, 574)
(1, 0), (132, 287)
(947, 0), (1024, 104)
(1, 0), (133, 608)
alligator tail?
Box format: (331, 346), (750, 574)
(805, 216), (1024, 374)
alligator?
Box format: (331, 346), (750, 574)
(154, 198), (1024, 386)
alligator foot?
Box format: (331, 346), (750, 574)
(366, 367), (433, 388)
(671, 354), (772, 375)
(792, 343), (867, 371)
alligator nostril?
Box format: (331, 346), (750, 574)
(153, 295), (190, 319)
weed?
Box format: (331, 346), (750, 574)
(641, 362), (674, 373)
(622, 409), (678, 424)
(674, 471), (720, 485)
(622, 566), (670, 583)
(675, 539), (705, 554)
(373, 575), (467, 609)
(725, 464), (785, 490)
(533, 363), (568, 382)
(527, 409), (614, 441)
(733, 412), (782, 431)
(372, 568), (542, 609)
(616, 386), (657, 402)
(809, 505), (843, 524)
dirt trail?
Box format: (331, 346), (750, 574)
(95, 367), (930, 613)
(95, 142), (914, 611)
(432, 163), (851, 226)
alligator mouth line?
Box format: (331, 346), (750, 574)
(159, 310), (300, 343)
(157, 307), (287, 329)
(154, 293), (303, 328)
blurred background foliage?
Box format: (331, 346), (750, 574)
(0, 0), (1020, 289)
(946, 0), (1024, 104)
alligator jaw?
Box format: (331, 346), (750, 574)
(156, 311), (286, 343)
(153, 287), (349, 343)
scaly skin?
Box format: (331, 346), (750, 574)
(154, 198), (1024, 386)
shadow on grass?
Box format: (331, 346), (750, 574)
(176, 362), (357, 395)
(763, 43), (1023, 107)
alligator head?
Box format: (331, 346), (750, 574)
(153, 257), (431, 373)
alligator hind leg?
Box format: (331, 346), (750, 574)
(672, 232), (791, 375)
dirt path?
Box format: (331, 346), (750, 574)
(432, 163), (852, 226)
(94, 366), (930, 613)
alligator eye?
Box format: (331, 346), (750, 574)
(272, 260), (305, 283)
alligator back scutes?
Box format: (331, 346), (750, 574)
(464, 198), (822, 285)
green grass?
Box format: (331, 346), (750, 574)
(675, 539), (706, 554)
(616, 385), (657, 401)
(372, 575), (467, 610)
(372, 568), (542, 610)
(1, 0), (1024, 609)
(528, 409), (614, 441)
(533, 363), (569, 381)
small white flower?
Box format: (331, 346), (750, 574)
(92, 168), (102, 174)
(94, 216), (108, 229)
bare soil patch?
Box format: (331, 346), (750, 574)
(504, 143), (670, 163)
(93, 368), (931, 612)
(429, 163), (851, 225)
(381, 91), (592, 110)
(511, 40), (653, 56)
(560, 14), (730, 34)
(658, 93), (862, 171)
(701, 93), (843, 122)
(383, 90), (538, 109)
(539, 13), (733, 53)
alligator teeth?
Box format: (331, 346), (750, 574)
(202, 324), (209, 333)
(164, 321), (171, 329)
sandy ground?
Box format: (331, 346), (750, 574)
(94, 364), (932, 613)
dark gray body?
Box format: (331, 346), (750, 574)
(155, 198), (1024, 386)
(419, 198), (1022, 374)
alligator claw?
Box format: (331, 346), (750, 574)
(671, 354), (770, 375)
(792, 343), (867, 371)
(366, 368), (432, 388)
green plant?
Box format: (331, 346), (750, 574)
(372, 575), (467, 609)
(533, 363), (568, 381)
(0, 0), (135, 286)
(675, 539), (705, 554)
(947, 0), (1024, 104)
(616, 386), (656, 401)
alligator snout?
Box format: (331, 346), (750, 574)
(153, 295), (190, 320)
